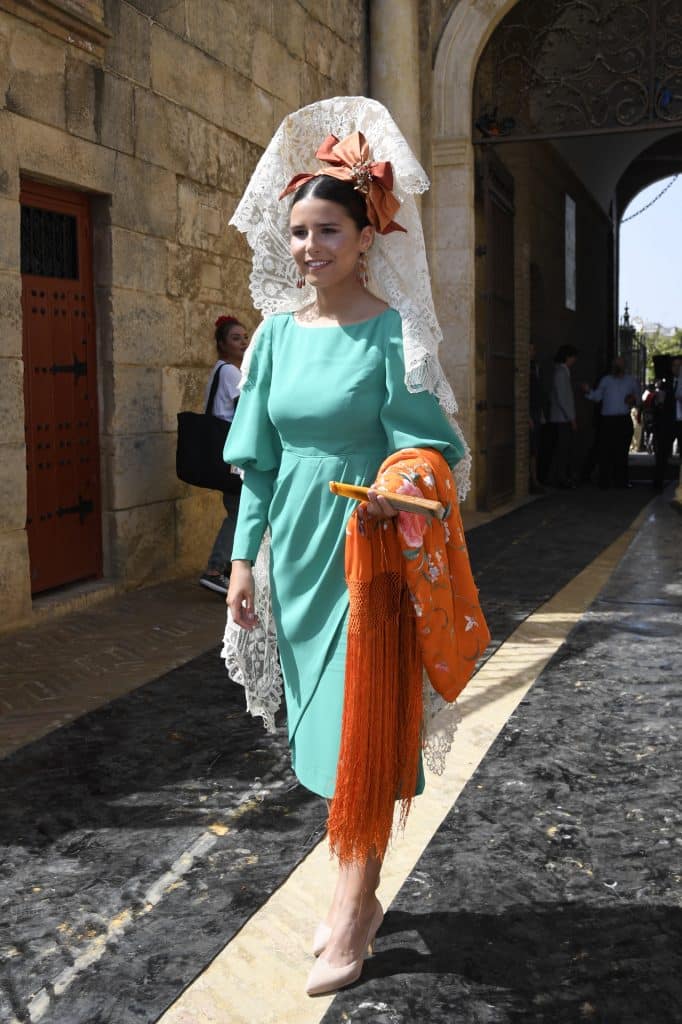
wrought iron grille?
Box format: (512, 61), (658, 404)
(20, 205), (78, 278)
(474, 0), (682, 142)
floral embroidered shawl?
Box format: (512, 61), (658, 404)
(328, 448), (490, 864)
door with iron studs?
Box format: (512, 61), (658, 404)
(21, 180), (102, 594)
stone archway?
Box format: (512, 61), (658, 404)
(431, 0), (682, 505)
(430, 1), (519, 505)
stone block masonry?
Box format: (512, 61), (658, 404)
(0, 1), (369, 631)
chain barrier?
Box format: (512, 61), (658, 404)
(621, 175), (679, 223)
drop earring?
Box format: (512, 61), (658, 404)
(357, 252), (368, 287)
(296, 275), (306, 289)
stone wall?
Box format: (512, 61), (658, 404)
(524, 140), (613, 472)
(480, 140), (613, 495)
(0, 0), (367, 630)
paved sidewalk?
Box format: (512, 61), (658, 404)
(0, 578), (227, 758)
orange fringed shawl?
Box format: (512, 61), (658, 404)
(327, 448), (491, 864)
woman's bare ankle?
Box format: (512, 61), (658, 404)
(323, 896), (377, 961)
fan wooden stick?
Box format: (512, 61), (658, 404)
(329, 481), (445, 520)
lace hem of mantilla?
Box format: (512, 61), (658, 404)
(221, 533), (283, 734)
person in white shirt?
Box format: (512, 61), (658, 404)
(199, 316), (249, 595)
(581, 356), (639, 488)
(548, 344), (578, 487)
(674, 357), (682, 454)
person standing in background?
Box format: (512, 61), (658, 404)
(672, 358), (682, 514)
(548, 344), (578, 488)
(651, 354), (676, 492)
(581, 356), (639, 488)
(528, 342), (545, 493)
(199, 316), (249, 595)
(673, 357), (682, 456)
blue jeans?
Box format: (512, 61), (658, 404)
(207, 491), (240, 573)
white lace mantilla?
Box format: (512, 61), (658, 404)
(230, 95), (471, 501)
(222, 96), (470, 772)
(422, 679), (463, 775)
(221, 533), (282, 733)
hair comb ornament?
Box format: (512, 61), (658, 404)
(279, 131), (406, 235)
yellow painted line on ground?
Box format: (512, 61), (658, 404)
(157, 507), (649, 1024)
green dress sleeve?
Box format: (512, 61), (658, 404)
(223, 320), (281, 562)
(380, 332), (465, 469)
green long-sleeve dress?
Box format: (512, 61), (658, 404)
(223, 308), (465, 798)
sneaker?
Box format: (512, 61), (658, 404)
(199, 572), (229, 595)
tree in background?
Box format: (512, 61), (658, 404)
(638, 327), (682, 380)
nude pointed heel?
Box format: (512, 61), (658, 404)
(312, 900), (382, 957)
(305, 902), (384, 996)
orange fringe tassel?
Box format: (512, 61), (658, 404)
(327, 544), (423, 865)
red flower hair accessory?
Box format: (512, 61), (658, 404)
(215, 315), (240, 329)
(279, 131), (406, 235)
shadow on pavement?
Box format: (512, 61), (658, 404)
(364, 903), (682, 1023)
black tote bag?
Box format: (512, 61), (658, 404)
(176, 364), (241, 493)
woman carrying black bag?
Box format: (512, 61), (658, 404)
(199, 315), (249, 595)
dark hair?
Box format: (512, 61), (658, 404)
(554, 344), (578, 364)
(290, 174), (370, 231)
(214, 315), (243, 347)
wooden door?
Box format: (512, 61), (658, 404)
(21, 180), (102, 594)
(482, 152), (515, 509)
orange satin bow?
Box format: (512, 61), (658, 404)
(278, 131), (406, 235)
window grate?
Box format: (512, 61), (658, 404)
(21, 206), (79, 279)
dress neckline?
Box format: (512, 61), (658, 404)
(289, 307), (393, 331)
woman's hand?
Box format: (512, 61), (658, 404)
(227, 560), (258, 630)
(364, 489), (398, 520)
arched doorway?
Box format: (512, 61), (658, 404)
(618, 135), (682, 484)
(431, 0), (682, 507)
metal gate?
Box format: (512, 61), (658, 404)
(481, 152), (516, 509)
(21, 180), (102, 594)
(474, 0), (682, 144)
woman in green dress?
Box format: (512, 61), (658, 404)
(224, 99), (469, 996)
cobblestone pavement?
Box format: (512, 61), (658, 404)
(0, 483), (674, 1024)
